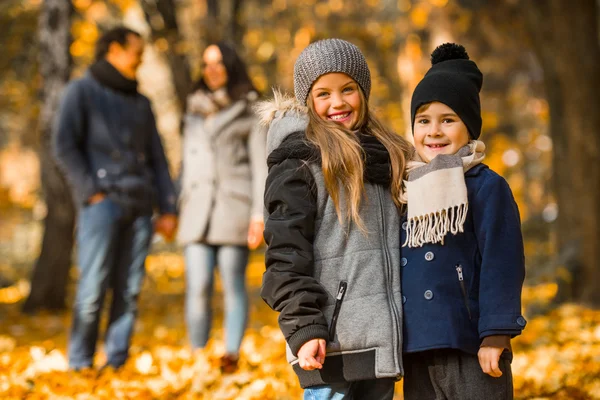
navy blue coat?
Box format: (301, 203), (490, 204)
(400, 164), (526, 355)
(53, 73), (176, 216)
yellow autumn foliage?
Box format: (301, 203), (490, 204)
(0, 252), (599, 399)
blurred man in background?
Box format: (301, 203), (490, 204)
(53, 26), (177, 370)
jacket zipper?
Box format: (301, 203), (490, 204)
(377, 187), (402, 374)
(456, 264), (472, 320)
(328, 281), (348, 341)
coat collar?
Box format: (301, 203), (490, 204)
(256, 90), (309, 156)
(89, 60), (138, 95)
(465, 163), (487, 178)
(192, 98), (249, 139)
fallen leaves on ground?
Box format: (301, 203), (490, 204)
(0, 253), (599, 399)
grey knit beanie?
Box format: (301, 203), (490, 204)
(293, 38), (371, 104)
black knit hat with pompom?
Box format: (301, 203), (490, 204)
(410, 43), (483, 139)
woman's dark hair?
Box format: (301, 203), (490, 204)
(193, 41), (258, 100)
(95, 26), (142, 62)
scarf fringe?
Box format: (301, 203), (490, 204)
(403, 203), (468, 248)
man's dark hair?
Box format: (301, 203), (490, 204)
(95, 26), (142, 62)
(193, 41), (259, 100)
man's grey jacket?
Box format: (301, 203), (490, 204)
(53, 72), (176, 217)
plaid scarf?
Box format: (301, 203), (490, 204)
(402, 140), (486, 248)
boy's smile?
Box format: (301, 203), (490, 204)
(413, 101), (471, 162)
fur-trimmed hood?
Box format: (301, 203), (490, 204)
(255, 89), (309, 155)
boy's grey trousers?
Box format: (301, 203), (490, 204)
(403, 349), (513, 400)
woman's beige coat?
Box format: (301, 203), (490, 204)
(177, 95), (267, 246)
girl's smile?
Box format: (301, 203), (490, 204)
(328, 111), (353, 123)
(310, 72), (361, 129)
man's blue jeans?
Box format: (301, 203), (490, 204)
(304, 379), (396, 400)
(68, 199), (152, 369)
(184, 243), (249, 354)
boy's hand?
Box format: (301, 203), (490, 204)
(297, 338), (326, 371)
(478, 346), (504, 377)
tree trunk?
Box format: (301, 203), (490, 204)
(141, 0), (192, 110)
(228, 0), (244, 44)
(23, 0), (75, 313)
(205, 0), (220, 42)
(523, 0), (600, 306)
(201, 0), (245, 44)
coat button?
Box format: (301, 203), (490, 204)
(97, 168), (107, 178)
(138, 153), (146, 162)
(402, 295), (406, 304)
(111, 150), (121, 160)
(401, 257), (408, 267)
(424, 290), (434, 300)
(424, 251), (435, 261)
(402, 221), (408, 230)
(516, 316), (527, 327)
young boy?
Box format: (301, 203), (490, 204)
(400, 43), (526, 399)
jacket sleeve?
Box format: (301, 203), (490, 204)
(248, 119), (267, 220)
(52, 80), (97, 205)
(261, 158), (330, 356)
(147, 107), (177, 215)
(472, 173), (527, 339)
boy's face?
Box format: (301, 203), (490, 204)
(310, 72), (362, 130)
(413, 101), (470, 162)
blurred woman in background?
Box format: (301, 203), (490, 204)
(177, 42), (266, 373)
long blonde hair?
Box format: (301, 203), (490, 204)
(306, 86), (412, 231)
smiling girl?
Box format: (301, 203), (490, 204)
(258, 39), (413, 399)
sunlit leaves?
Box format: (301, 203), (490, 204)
(293, 28), (312, 50)
(0, 256), (599, 399)
(0, 280), (30, 305)
(409, 4), (429, 29)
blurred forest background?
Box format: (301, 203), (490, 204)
(0, 0), (599, 399)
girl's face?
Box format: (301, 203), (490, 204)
(203, 45), (228, 91)
(310, 73), (362, 129)
(413, 101), (470, 163)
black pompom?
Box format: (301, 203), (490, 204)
(431, 43), (469, 65)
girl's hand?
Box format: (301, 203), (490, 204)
(297, 338), (326, 371)
(478, 346), (504, 377)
